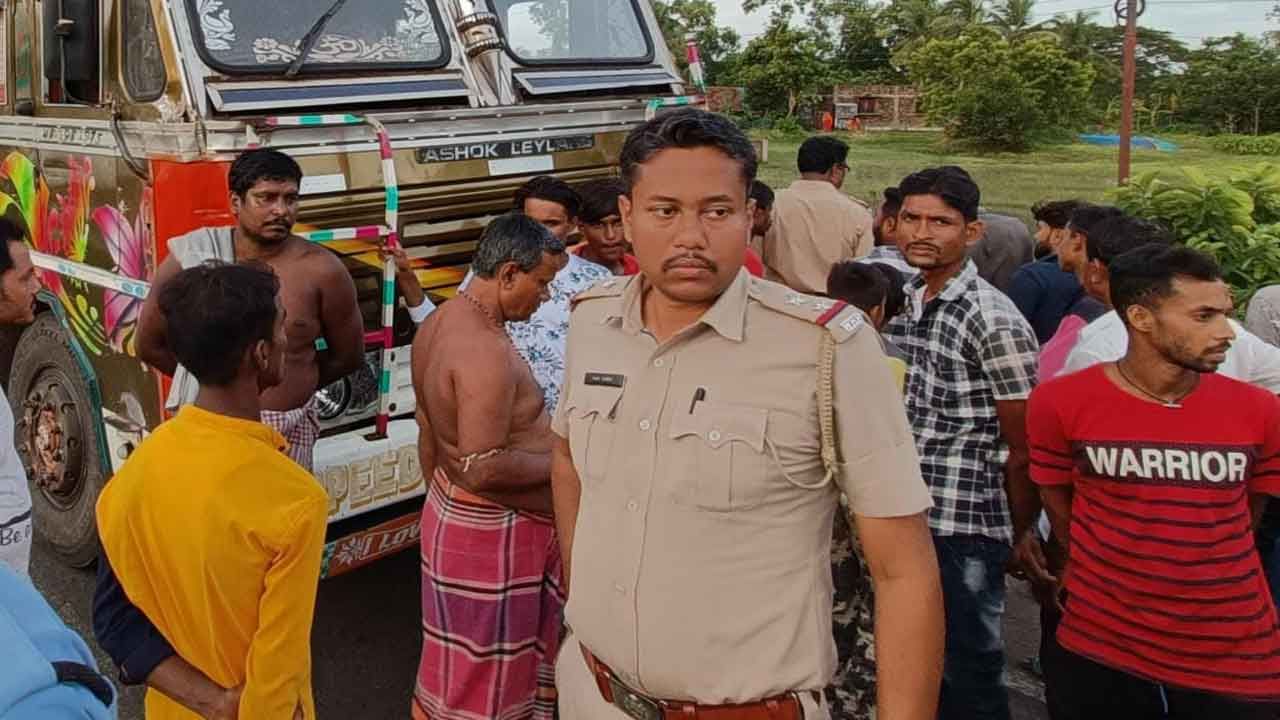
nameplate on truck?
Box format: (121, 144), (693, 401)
(415, 135), (595, 164)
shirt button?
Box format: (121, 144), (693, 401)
(639, 419), (652, 431)
(614, 583), (626, 594)
(627, 500), (638, 511)
(653, 358), (665, 368)
(708, 430), (722, 442)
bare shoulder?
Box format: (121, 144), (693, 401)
(747, 276), (867, 344)
(419, 302), (513, 373)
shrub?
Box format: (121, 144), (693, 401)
(1210, 135), (1280, 156)
(1111, 163), (1280, 309)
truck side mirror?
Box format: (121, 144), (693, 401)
(41, 0), (99, 104)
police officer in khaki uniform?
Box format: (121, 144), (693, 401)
(550, 109), (944, 720)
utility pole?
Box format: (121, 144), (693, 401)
(1116, 0), (1144, 184)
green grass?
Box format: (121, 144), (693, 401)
(755, 131), (1254, 225)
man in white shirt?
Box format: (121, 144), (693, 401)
(1061, 216), (1280, 392)
(0, 220), (43, 576)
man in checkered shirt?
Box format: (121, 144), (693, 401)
(884, 167), (1039, 720)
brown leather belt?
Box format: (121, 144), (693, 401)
(579, 644), (807, 720)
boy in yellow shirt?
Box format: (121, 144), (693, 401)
(828, 261), (909, 392)
(97, 261), (327, 719)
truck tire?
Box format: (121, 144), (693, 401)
(8, 313), (106, 568)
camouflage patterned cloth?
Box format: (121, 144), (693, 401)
(827, 508), (877, 720)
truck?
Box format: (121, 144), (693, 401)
(0, 0), (700, 574)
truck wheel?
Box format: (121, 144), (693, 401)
(9, 313), (106, 568)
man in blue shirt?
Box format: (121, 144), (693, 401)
(1006, 200), (1085, 344)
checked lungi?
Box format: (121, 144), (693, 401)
(413, 468), (565, 720)
(260, 399), (320, 472)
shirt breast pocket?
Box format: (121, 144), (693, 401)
(668, 402), (768, 512)
(564, 385), (622, 488)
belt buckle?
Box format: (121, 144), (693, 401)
(606, 675), (664, 720)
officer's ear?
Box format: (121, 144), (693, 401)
(618, 193), (634, 241)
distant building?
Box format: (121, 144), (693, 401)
(832, 85), (931, 131)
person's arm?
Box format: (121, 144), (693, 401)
(382, 246), (435, 324)
(831, 325), (941, 719)
(93, 553), (240, 719)
(239, 495), (327, 719)
(996, 399), (1041, 554)
(315, 255), (366, 387)
(136, 255), (183, 375)
(550, 434), (580, 592)
(1027, 383), (1078, 607)
(444, 335), (552, 512)
(858, 512), (944, 720)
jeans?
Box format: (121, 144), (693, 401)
(934, 534), (1011, 720)
(1044, 641), (1280, 720)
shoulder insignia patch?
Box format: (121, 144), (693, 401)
(748, 277), (868, 342)
(571, 274), (630, 309)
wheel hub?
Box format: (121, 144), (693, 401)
(17, 368), (84, 509)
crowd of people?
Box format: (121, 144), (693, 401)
(2, 107), (1280, 720)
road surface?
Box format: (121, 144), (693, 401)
(30, 541), (1049, 719)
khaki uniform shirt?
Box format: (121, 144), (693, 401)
(552, 270), (932, 704)
(763, 180), (874, 294)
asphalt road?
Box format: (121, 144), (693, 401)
(31, 541), (1049, 719)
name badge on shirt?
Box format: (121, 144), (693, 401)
(584, 372), (626, 388)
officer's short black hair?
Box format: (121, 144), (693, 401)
(159, 261), (280, 387)
(797, 136), (849, 174)
(513, 176), (581, 219)
(229, 149), (302, 198)
(898, 167), (981, 222)
(620, 108), (757, 193)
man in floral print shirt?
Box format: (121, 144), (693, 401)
(458, 176), (610, 412)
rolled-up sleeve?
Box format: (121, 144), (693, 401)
(834, 329), (933, 518)
(92, 551), (175, 685)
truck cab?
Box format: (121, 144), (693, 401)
(0, 0), (697, 572)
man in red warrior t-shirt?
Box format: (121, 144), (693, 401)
(1028, 243), (1280, 719)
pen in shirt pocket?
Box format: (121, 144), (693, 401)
(689, 387), (707, 414)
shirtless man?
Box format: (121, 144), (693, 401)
(138, 149), (364, 471)
(410, 212), (562, 720)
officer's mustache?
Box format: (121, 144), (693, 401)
(664, 253), (716, 272)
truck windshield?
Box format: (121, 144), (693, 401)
(186, 0), (447, 73)
(488, 0), (652, 64)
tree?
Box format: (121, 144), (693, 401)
(653, 0), (741, 83)
(1180, 35), (1280, 134)
(728, 11), (838, 117)
(882, 0), (945, 59)
(908, 29), (1095, 149)
(932, 0), (988, 38)
(812, 0), (901, 81)
(1047, 10), (1103, 63)
(988, 0), (1053, 41)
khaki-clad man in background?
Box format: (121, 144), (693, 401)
(551, 109), (943, 719)
(763, 135), (874, 293)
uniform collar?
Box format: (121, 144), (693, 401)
(176, 404), (287, 452)
(613, 268), (749, 342)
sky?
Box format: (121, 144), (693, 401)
(710, 0), (1277, 47)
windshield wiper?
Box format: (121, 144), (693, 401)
(284, 0), (351, 78)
